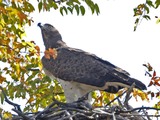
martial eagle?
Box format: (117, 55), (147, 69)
(38, 23), (146, 103)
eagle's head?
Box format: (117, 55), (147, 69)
(38, 23), (65, 49)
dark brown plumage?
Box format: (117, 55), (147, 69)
(38, 23), (147, 102)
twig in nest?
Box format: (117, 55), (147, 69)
(112, 112), (116, 120)
(142, 108), (151, 120)
(124, 83), (135, 109)
(52, 97), (91, 110)
(0, 86), (22, 112)
(130, 107), (160, 112)
(34, 99), (60, 119)
(105, 90), (127, 107)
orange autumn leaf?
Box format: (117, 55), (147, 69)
(48, 48), (57, 59)
(148, 80), (153, 87)
(156, 92), (160, 97)
(17, 11), (27, 23)
(44, 50), (50, 59)
(151, 92), (155, 98)
(149, 77), (160, 87)
(0, 75), (6, 84)
(44, 48), (57, 59)
(153, 78), (160, 86)
(35, 45), (40, 55)
(152, 70), (156, 78)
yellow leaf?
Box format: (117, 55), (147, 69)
(3, 111), (12, 119)
(109, 94), (115, 101)
(156, 18), (160, 24)
(15, 63), (20, 76)
(133, 89), (149, 101)
(38, 60), (43, 71)
(36, 94), (41, 98)
(27, 97), (34, 104)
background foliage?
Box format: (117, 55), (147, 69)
(0, 0), (159, 119)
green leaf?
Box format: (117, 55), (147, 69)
(67, 7), (73, 14)
(60, 6), (68, 15)
(25, 2), (35, 12)
(144, 5), (149, 14)
(3, 14), (8, 23)
(0, 91), (4, 104)
(155, 0), (160, 8)
(95, 3), (100, 15)
(63, 6), (68, 15)
(60, 7), (64, 16)
(146, 0), (154, 7)
(143, 15), (151, 20)
(73, 0), (81, 4)
(66, 1), (73, 6)
(38, 2), (42, 12)
(50, 1), (58, 9)
(74, 4), (79, 15)
(80, 5), (85, 15)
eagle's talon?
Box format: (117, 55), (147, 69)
(56, 101), (92, 110)
(73, 101), (92, 110)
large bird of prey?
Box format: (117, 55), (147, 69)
(38, 23), (146, 103)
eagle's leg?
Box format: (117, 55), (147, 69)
(77, 92), (89, 102)
(52, 99), (92, 110)
(73, 100), (92, 110)
(52, 95), (92, 110)
(74, 92), (92, 110)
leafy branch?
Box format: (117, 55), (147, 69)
(1, 85), (159, 120)
(133, 0), (160, 31)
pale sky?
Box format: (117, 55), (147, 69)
(2, 0), (160, 116)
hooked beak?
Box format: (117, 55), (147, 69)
(37, 23), (42, 28)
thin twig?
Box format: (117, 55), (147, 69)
(124, 83), (135, 108)
(130, 107), (160, 112)
(105, 90), (127, 107)
(27, 68), (40, 71)
(34, 100), (59, 119)
(12, 109), (29, 120)
(112, 112), (116, 120)
(142, 109), (151, 120)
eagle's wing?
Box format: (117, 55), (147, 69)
(42, 47), (146, 93)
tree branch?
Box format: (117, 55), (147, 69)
(0, 86), (22, 112)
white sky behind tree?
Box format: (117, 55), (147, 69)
(2, 0), (160, 116)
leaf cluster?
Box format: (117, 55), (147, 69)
(2, 86), (160, 120)
(0, 0), (65, 115)
(133, 0), (160, 31)
(37, 0), (100, 15)
(143, 63), (160, 109)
